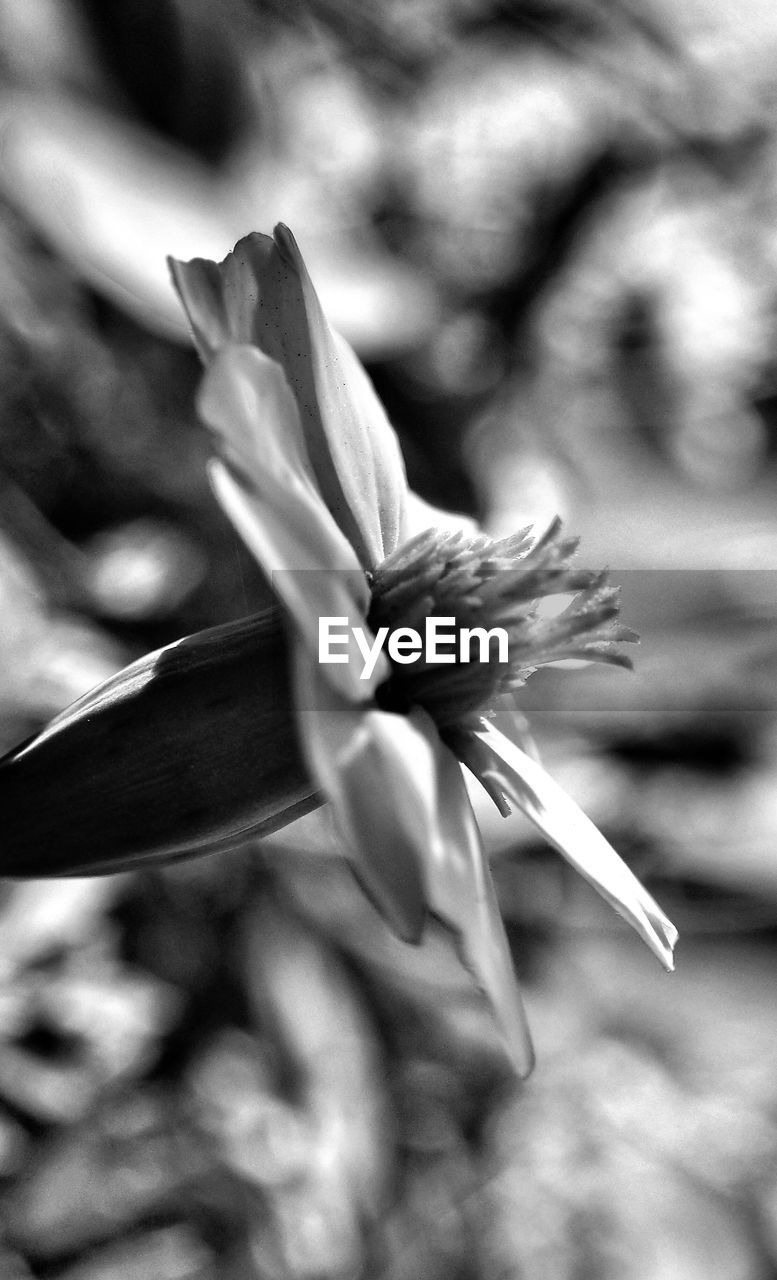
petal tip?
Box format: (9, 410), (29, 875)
(273, 223), (300, 269)
(647, 913), (678, 972)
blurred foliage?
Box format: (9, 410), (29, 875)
(1, 0), (777, 1275)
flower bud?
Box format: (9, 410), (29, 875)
(0, 612), (319, 876)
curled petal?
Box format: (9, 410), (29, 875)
(458, 721), (678, 971)
(0, 614), (320, 877)
(171, 225), (408, 567)
(168, 253), (229, 357)
(297, 654), (533, 1074)
(199, 345), (383, 700)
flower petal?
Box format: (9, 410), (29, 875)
(459, 721), (678, 970)
(199, 344), (384, 701)
(199, 344), (353, 565)
(170, 225), (408, 567)
(0, 614), (321, 877)
(297, 653), (534, 1074)
(415, 712), (535, 1076)
(294, 649), (427, 943)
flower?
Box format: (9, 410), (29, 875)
(167, 224), (677, 1074)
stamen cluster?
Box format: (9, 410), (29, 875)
(367, 518), (637, 731)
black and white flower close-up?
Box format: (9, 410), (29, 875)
(1, 3), (776, 1276)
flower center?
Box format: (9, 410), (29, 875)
(367, 521), (636, 733)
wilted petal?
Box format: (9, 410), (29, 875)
(459, 721), (678, 970)
(0, 614), (320, 877)
(200, 345), (382, 700)
(297, 654), (533, 1073)
(171, 225), (408, 567)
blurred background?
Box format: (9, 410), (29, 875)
(1, 0), (777, 1275)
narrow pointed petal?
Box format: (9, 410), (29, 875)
(0, 614), (320, 877)
(416, 714), (535, 1076)
(171, 226), (408, 566)
(460, 722), (678, 971)
(199, 345), (384, 700)
(297, 654), (533, 1073)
